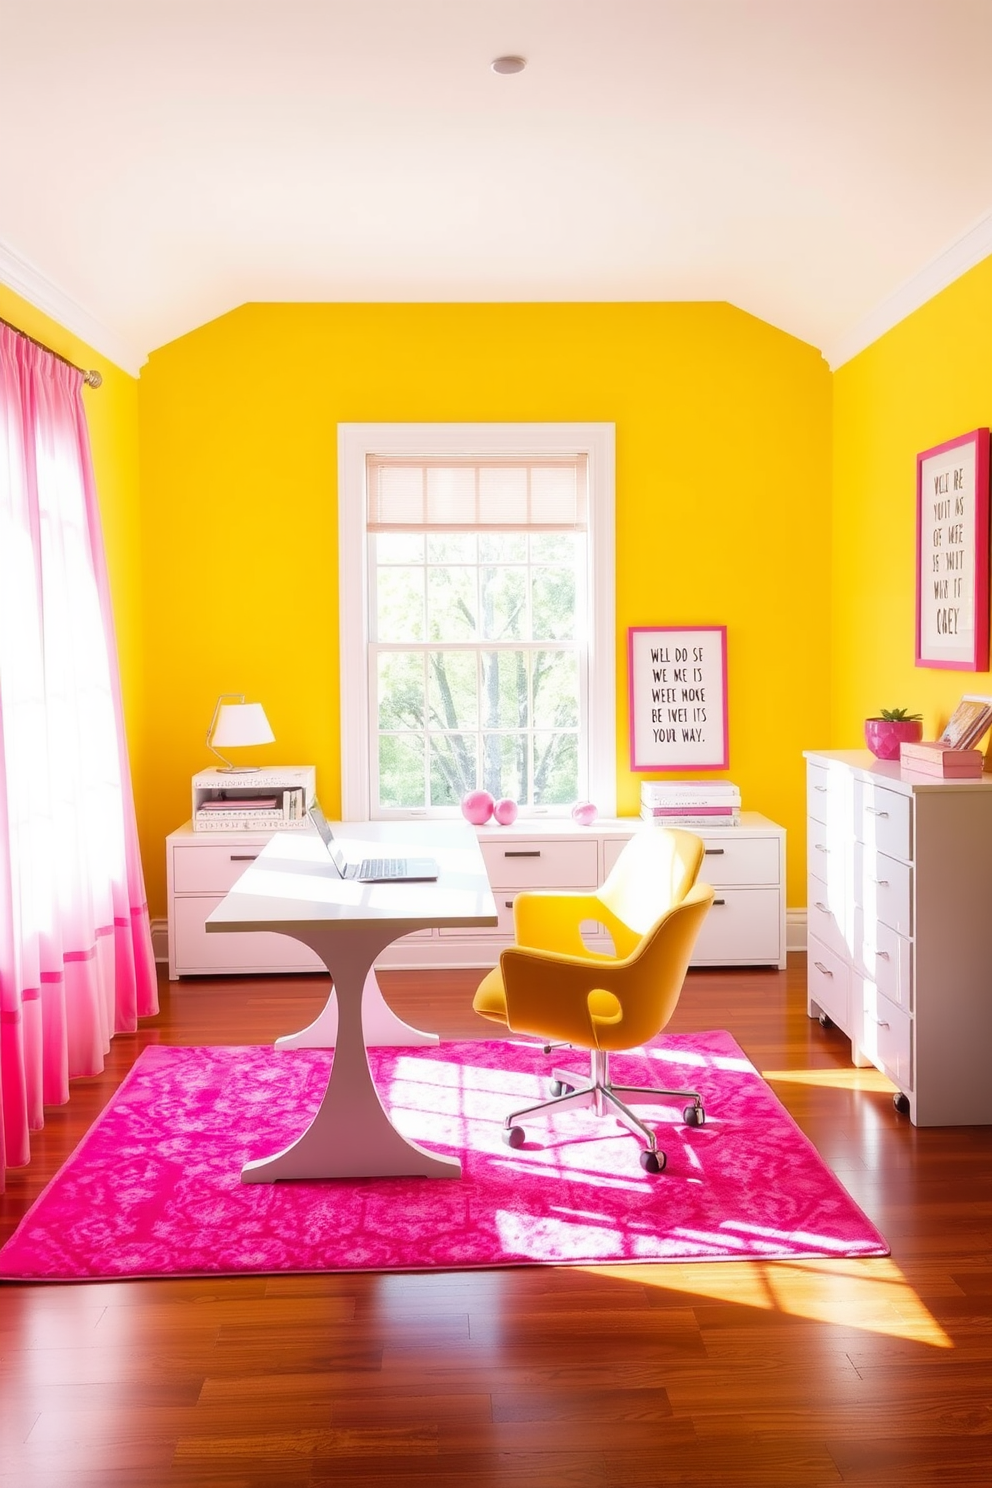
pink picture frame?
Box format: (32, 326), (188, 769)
(916, 428), (990, 671)
(628, 625), (729, 771)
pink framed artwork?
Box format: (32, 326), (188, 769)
(916, 428), (990, 671)
(628, 626), (728, 771)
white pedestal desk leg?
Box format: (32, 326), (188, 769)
(242, 929), (458, 1183)
(274, 967), (438, 1050)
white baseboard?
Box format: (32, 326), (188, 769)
(151, 917), (169, 964)
(786, 909), (807, 954)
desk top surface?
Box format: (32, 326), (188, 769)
(206, 819), (498, 934)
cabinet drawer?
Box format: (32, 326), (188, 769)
(439, 891), (518, 940)
(806, 816), (847, 897)
(173, 842), (267, 894)
(602, 836), (632, 878)
(807, 872), (850, 961)
(854, 846), (912, 938)
(861, 983), (913, 1091)
(172, 896), (325, 974)
(854, 912), (912, 1011)
(855, 781), (912, 861)
(692, 887), (781, 965)
(481, 838), (598, 890)
(699, 836), (779, 886)
(807, 932), (850, 1032)
(807, 763), (832, 824)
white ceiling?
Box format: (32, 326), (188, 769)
(2, 0), (990, 374)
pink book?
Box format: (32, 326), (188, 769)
(643, 805), (739, 816)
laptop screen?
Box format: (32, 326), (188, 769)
(308, 802), (348, 876)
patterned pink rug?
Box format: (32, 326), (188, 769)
(0, 1033), (887, 1280)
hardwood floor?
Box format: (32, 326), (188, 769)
(1, 957), (989, 1487)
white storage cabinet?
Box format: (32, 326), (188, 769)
(804, 749), (992, 1126)
(167, 812), (786, 977)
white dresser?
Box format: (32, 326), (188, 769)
(167, 811), (786, 978)
(805, 749), (992, 1126)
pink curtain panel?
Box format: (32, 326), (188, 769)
(0, 324), (157, 1189)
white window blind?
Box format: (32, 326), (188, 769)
(367, 456), (588, 531)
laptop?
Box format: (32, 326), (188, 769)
(308, 803), (439, 882)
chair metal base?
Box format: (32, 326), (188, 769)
(503, 1047), (704, 1165)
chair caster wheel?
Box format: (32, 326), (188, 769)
(818, 1013), (834, 1030)
(503, 1125), (526, 1148)
(639, 1149), (666, 1174)
(683, 1104), (705, 1126)
(893, 1092), (911, 1116)
(550, 1079), (573, 1097)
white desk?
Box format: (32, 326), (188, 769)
(206, 820), (497, 1182)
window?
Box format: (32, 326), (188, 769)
(339, 424), (615, 820)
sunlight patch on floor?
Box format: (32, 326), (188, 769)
(761, 1065), (897, 1093)
(581, 1256), (952, 1347)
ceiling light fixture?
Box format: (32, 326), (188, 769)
(491, 55), (526, 75)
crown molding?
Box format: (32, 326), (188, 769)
(825, 211), (992, 371)
(0, 235), (144, 377)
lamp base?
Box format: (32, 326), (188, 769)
(215, 765), (263, 773)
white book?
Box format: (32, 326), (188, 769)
(641, 807), (740, 827)
(193, 814), (310, 833)
(641, 781), (739, 801)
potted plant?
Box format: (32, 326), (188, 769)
(864, 707), (923, 760)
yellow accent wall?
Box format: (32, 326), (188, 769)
(832, 256), (992, 745)
(138, 302), (832, 915)
(0, 284), (145, 808)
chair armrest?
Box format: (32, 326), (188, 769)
(498, 944), (626, 1045)
(512, 891), (617, 959)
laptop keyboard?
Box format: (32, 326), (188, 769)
(358, 858), (406, 879)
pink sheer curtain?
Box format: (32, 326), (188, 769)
(0, 324), (157, 1189)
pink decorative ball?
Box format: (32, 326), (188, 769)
(461, 790), (495, 825)
(493, 797), (518, 826)
(571, 800), (598, 827)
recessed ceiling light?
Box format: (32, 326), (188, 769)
(491, 56), (526, 75)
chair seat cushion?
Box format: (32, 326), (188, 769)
(472, 965), (509, 1025)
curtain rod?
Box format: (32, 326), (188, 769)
(0, 313), (103, 388)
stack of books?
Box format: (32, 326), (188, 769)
(899, 742), (984, 779)
(194, 786), (309, 833)
(191, 766), (316, 833)
(899, 695), (992, 779)
(640, 780), (741, 828)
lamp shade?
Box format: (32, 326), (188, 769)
(210, 702), (275, 749)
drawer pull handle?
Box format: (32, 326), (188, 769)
(505, 850), (541, 858)
(813, 785), (827, 793)
(814, 844), (829, 853)
(505, 900), (514, 908)
(866, 808), (889, 818)
(814, 901), (830, 913)
(713, 898), (726, 907)
(876, 949), (890, 961)
(230, 854), (259, 862)
(704, 848), (725, 856)
(873, 1018), (890, 1029)
(813, 961), (833, 977)
(871, 878), (889, 888)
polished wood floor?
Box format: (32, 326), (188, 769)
(1, 957), (989, 1487)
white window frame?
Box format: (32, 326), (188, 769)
(338, 423), (616, 821)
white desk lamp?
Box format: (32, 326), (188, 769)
(206, 694), (275, 772)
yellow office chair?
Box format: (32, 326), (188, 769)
(474, 828), (713, 1173)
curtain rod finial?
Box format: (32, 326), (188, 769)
(84, 370), (103, 389)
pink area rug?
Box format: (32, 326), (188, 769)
(0, 1033), (887, 1280)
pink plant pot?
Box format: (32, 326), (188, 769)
(493, 798), (518, 826)
(864, 718), (923, 760)
(461, 790), (495, 825)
